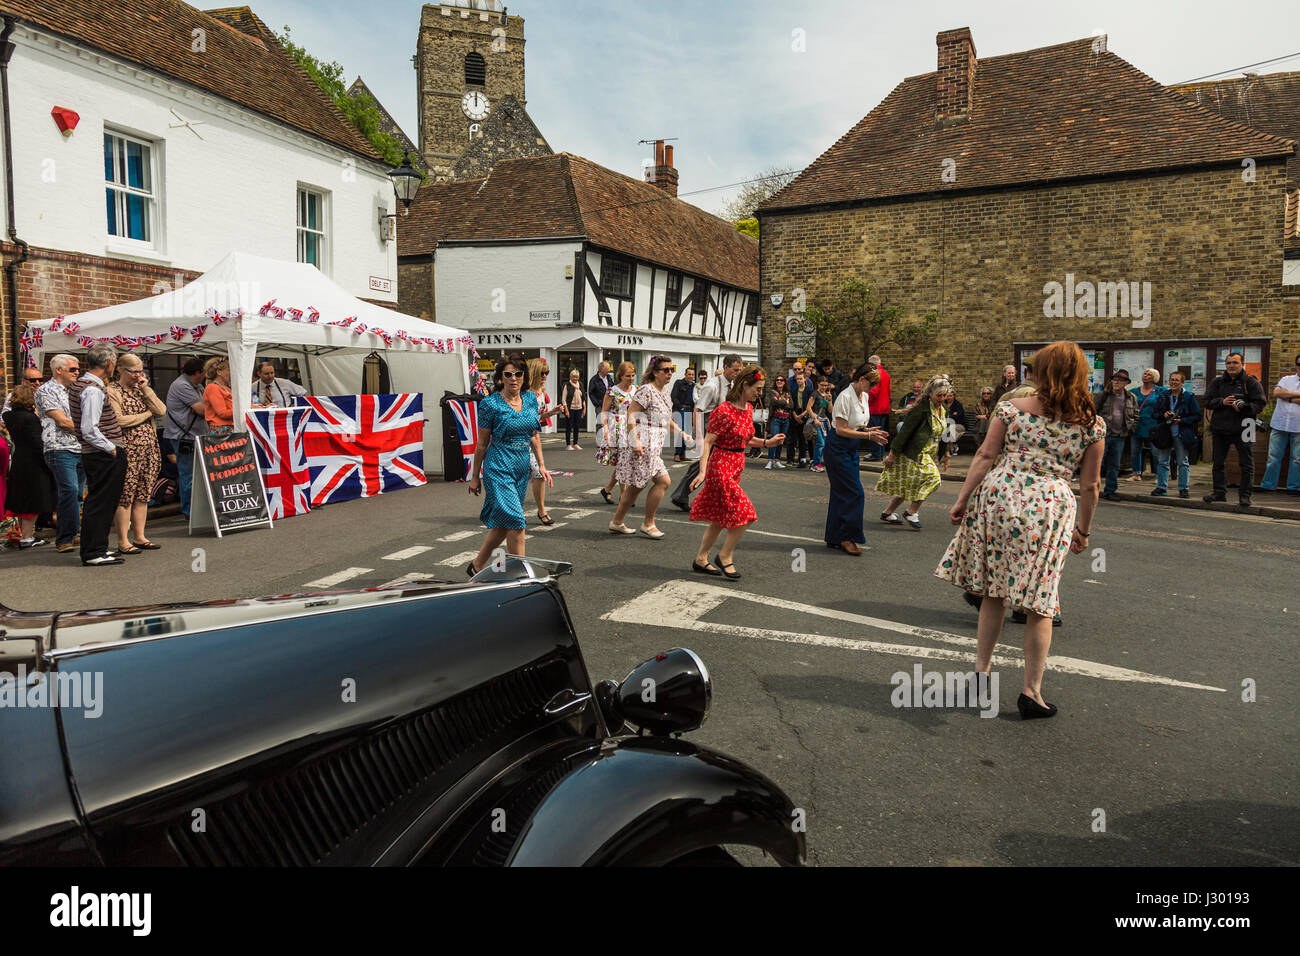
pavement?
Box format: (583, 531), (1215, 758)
(3, 435), (1296, 866)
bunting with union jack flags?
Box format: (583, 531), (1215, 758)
(302, 393), (426, 506)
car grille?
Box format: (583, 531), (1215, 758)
(166, 660), (570, 866)
(469, 753), (589, 866)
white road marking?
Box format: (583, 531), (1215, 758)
(557, 497), (579, 503)
(383, 546), (432, 561)
(306, 567), (373, 589)
(436, 530), (478, 543)
(532, 522), (569, 532)
(438, 550), (480, 567)
(603, 580), (1224, 692)
(556, 508), (597, 520)
(653, 517), (828, 546)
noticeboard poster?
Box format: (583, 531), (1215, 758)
(189, 433), (272, 537)
(1215, 346), (1263, 383)
(1163, 347), (1208, 394)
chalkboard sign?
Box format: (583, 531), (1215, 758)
(188, 433), (273, 537)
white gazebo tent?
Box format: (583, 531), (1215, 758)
(23, 251), (474, 474)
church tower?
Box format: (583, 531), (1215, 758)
(415, 1), (527, 181)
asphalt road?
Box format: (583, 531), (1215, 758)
(5, 436), (1296, 866)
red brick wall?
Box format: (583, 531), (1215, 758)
(1, 243), (199, 388)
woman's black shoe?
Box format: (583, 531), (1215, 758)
(691, 560), (722, 576)
(719, 561), (741, 580)
(1017, 693), (1058, 720)
(466, 562), (478, 579)
(600, 488), (614, 504)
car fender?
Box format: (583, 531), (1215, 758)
(506, 736), (804, 866)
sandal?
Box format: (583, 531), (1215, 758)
(117, 544), (142, 555)
(131, 540), (161, 550)
(538, 511), (555, 526)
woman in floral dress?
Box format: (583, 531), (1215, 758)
(689, 366), (787, 579)
(935, 341), (1105, 720)
(595, 361), (635, 505)
(107, 353), (166, 553)
(878, 375), (951, 530)
(610, 356), (692, 538)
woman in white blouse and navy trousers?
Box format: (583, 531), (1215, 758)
(823, 363), (890, 555)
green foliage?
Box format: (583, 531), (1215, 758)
(805, 279), (940, 360)
(735, 218), (759, 240)
(716, 166), (799, 223)
(277, 25), (409, 168)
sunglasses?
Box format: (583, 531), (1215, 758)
(655, 365), (675, 373)
(501, 370), (525, 379)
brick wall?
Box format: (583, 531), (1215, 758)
(398, 259), (435, 321)
(1, 243), (199, 389)
(758, 161), (1295, 395)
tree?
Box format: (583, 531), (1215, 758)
(277, 26), (408, 168)
(804, 279), (940, 362)
(715, 166), (799, 223)
(734, 217), (759, 240)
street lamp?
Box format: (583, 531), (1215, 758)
(386, 152), (422, 214)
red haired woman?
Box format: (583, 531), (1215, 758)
(688, 365), (786, 579)
(936, 341), (1106, 720)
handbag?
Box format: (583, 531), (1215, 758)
(1151, 421), (1174, 451)
(803, 419), (818, 441)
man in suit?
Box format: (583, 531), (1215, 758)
(587, 361), (612, 413)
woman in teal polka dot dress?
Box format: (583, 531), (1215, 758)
(935, 341), (1106, 719)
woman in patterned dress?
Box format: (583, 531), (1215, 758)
(689, 366), (787, 580)
(595, 361), (635, 505)
(610, 356), (693, 538)
(467, 353), (551, 575)
(525, 357), (565, 525)
(935, 341), (1105, 720)
(107, 353), (166, 553)
(877, 375), (952, 530)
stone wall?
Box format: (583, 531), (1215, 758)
(759, 160), (1295, 395)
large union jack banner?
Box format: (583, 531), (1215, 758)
(303, 393), (427, 506)
(246, 406), (312, 520)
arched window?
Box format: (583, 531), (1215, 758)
(464, 52), (486, 87)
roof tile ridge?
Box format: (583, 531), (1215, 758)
(1104, 50), (1298, 155)
(558, 154), (588, 237)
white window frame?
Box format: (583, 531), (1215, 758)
(104, 128), (159, 250)
(296, 186), (330, 274)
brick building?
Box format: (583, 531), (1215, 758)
(756, 28), (1300, 403)
(0, 0), (400, 391)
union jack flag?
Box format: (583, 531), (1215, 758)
(190, 324), (208, 342)
(446, 397), (479, 481)
(247, 406), (312, 519)
(259, 298), (277, 316)
(169, 325), (185, 341)
(303, 393), (426, 505)
(306, 307), (320, 324)
(62, 321), (80, 335)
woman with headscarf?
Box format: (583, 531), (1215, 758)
(878, 375), (951, 530)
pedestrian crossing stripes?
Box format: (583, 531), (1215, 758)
(437, 550), (480, 567)
(436, 530), (478, 543)
(383, 546), (432, 561)
(305, 567), (373, 589)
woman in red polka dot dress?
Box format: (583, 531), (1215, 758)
(689, 365), (787, 580)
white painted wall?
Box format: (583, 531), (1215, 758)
(4, 24), (397, 300)
(435, 242), (581, 328)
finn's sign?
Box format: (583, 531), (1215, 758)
(189, 433), (272, 537)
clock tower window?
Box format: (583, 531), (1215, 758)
(464, 52), (486, 87)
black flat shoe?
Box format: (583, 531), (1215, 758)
(719, 561), (741, 580)
(1017, 693), (1058, 720)
(537, 511), (555, 525)
(466, 562), (478, 578)
(600, 488), (614, 504)
(691, 560), (722, 576)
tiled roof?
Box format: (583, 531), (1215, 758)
(760, 35), (1295, 214)
(0, 0), (383, 162)
(1171, 72), (1300, 182)
(398, 153), (759, 292)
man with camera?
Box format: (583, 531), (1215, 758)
(163, 357), (208, 519)
(1203, 351), (1266, 510)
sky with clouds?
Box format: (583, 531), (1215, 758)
(253, 0), (1300, 216)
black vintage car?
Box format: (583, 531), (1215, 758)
(0, 557), (804, 866)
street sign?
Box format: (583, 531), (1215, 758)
(189, 433), (272, 538)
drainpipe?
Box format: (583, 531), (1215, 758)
(2, 17), (30, 387)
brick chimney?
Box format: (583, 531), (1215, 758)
(936, 27), (976, 122)
(644, 140), (679, 197)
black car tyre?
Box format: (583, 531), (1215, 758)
(664, 846), (743, 867)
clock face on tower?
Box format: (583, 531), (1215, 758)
(461, 91), (490, 120)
